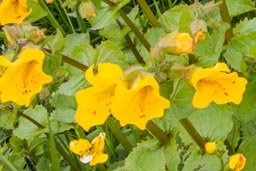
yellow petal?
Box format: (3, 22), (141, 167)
(75, 86), (114, 131)
(214, 63), (230, 73)
(0, 48), (52, 106)
(69, 139), (91, 155)
(85, 63), (123, 86)
(0, 0), (32, 25)
(89, 132), (108, 166)
(0, 56), (11, 67)
(112, 76), (170, 130)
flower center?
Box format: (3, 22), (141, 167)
(197, 79), (229, 96)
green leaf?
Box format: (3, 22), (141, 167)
(162, 4), (194, 32)
(169, 79), (196, 120)
(238, 135), (256, 171)
(43, 52), (62, 77)
(233, 83), (256, 123)
(50, 93), (77, 123)
(63, 33), (90, 56)
(234, 18), (256, 35)
(57, 74), (87, 96)
(226, 0), (255, 17)
(46, 29), (65, 53)
(189, 104), (233, 141)
(223, 32), (256, 71)
(124, 140), (165, 171)
(182, 150), (222, 171)
(95, 41), (129, 68)
(28, 1), (48, 22)
(13, 105), (48, 140)
(162, 142), (180, 171)
(0, 109), (16, 129)
(194, 23), (228, 67)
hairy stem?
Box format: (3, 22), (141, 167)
(116, 20), (145, 64)
(137, 0), (161, 27)
(103, 0), (151, 51)
(106, 117), (133, 153)
(146, 120), (170, 145)
(180, 118), (205, 150)
(217, 0), (233, 43)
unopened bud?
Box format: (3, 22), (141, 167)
(79, 0), (96, 20)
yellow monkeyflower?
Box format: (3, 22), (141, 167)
(112, 75), (170, 130)
(69, 132), (108, 166)
(228, 153), (246, 171)
(75, 63), (124, 131)
(191, 63), (248, 108)
(205, 142), (216, 154)
(175, 32), (194, 54)
(0, 0), (32, 25)
(0, 48), (52, 106)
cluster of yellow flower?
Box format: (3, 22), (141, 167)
(75, 63), (170, 131)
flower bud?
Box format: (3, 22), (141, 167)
(79, 0), (96, 20)
(204, 142), (216, 154)
(228, 153), (246, 171)
(175, 33), (194, 54)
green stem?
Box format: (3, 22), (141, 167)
(179, 118), (205, 150)
(116, 20), (145, 64)
(137, 0), (161, 27)
(102, 0), (151, 51)
(57, 0), (76, 33)
(76, 0), (88, 33)
(146, 120), (170, 145)
(152, 0), (168, 32)
(39, 0), (66, 36)
(43, 48), (89, 71)
(0, 153), (18, 171)
(217, 0), (233, 43)
(106, 117), (133, 153)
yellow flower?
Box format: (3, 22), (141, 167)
(69, 132), (108, 166)
(0, 0), (32, 25)
(175, 33), (194, 54)
(75, 63), (124, 131)
(0, 48), (52, 106)
(228, 153), (246, 171)
(205, 142), (216, 154)
(112, 76), (170, 130)
(191, 63), (248, 108)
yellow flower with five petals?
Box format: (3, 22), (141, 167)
(69, 132), (108, 166)
(0, 0), (32, 25)
(191, 63), (247, 108)
(0, 48), (52, 106)
(75, 63), (125, 131)
(112, 75), (170, 130)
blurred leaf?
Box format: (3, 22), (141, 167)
(0, 109), (16, 129)
(50, 93), (77, 123)
(182, 149), (222, 171)
(238, 135), (256, 171)
(233, 83), (256, 123)
(57, 74), (87, 96)
(162, 142), (180, 171)
(169, 79), (196, 120)
(234, 18), (256, 35)
(63, 33), (90, 56)
(189, 104), (233, 141)
(13, 105), (48, 140)
(226, 0), (255, 17)
(124, 140), (165, 171)
(95, 41), (129, 67)
(223, 32), (256, 71)
(162, 4), (194, 32)
(194, 23), (228, 67)
(28, 1), (48, 22)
